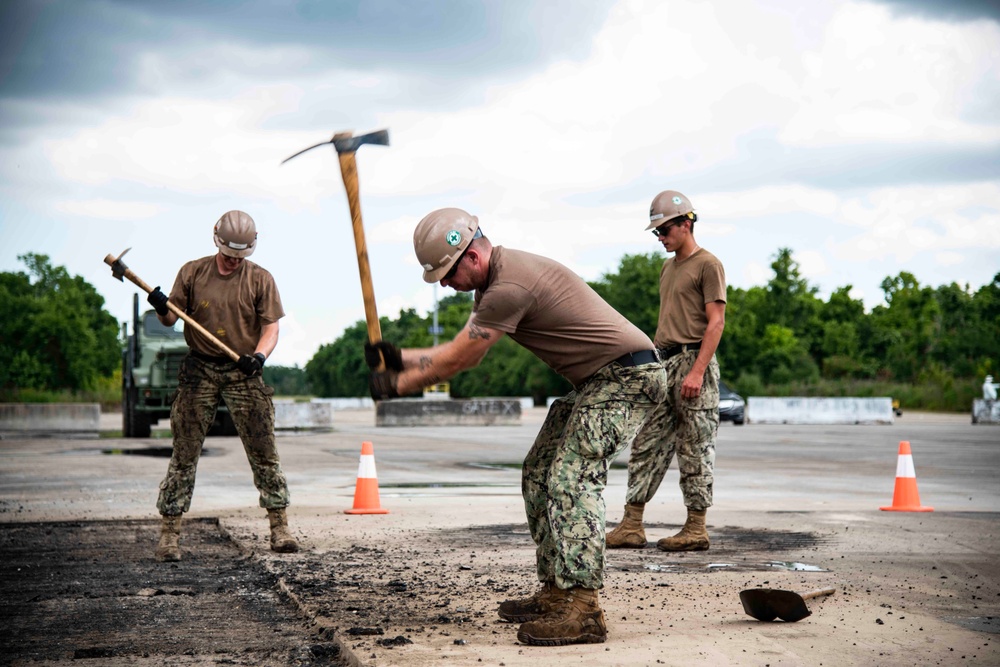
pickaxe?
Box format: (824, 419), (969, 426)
(103, 248), (240, 362)
(282, 129), (389, 364)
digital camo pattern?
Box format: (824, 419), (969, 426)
(157, 355), (290, 516)
(522, 361), (666, 590)
(624, 350), (719, 510)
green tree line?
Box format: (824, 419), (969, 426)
(2, 250), (997, 411)
(306, 247), (998, 411)
(0, 254), (120, 399)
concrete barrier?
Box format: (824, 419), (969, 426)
(310, 397), (376, 410)
(273, 400), (335, 430)
(376, 398), (522, 427)
(0, 403), (101, 437)
(747, 397), (894, 425)
(972, 400), (1000, 425)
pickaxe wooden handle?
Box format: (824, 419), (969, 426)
(103, 249), (240, 362)
(334, 131), (382, 346)
(281, 128), (390, 366)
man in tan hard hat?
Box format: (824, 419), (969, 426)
(146, 210), (298, 561)
(605, 190), (726, 552)
(365, 208), (667, 646)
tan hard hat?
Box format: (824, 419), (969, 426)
(413, 208), (480, 283)
(646, 190), (695, 231)
(214, 210), (257, 258)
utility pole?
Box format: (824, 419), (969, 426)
(430, 283), (442, 346)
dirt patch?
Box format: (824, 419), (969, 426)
(0, 519), (351, 666)
(249, 521), (838, 660)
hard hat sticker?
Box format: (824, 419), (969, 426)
(445, 230), (462, 246)
(650, 213), (665, 222)
(672, 196), (682, 205)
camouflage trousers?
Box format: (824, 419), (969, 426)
(624, 351), (719, 511)
(157, 355), (290, 517)
(522, 360), (666, 590)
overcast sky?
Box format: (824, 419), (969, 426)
(2, 0), (998, 367)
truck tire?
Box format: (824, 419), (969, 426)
(123, 386), (151, 438)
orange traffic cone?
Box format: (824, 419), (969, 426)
(345, 441), (389, 515)
(880, 441), (933, 512)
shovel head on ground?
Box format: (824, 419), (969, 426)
(739, 587), (836, 622)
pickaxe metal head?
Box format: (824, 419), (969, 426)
(109, 248), (131, 282)
(281, 129), (389, 164)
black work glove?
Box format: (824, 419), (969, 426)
(369, 371), (400, 401)
(147, 287), (169, 317)
(364, 340), (403, 371)
(238, 352), (266, 377)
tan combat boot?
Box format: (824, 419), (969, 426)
(605, 502), (646, 549)
(498, 581), (558, 622)
(516, 587), (607, 646)
(267, 508), (299, 553)
(656, 509), (709, 552)
(155, 514), (182, 562)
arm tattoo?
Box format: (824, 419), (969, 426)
(418, 355), (434, 371)
(468, 322), (492, 341)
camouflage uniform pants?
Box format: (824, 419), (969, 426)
(522, 360), (666, 590)
(157, 355), (290, 516)
(624, 351), (719, 511)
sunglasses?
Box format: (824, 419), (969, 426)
(651, 221), (680, 237)
(443, 248), (467, 281)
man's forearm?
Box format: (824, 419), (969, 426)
(255, 322), (280, 359)
(396, 344), (469, 395)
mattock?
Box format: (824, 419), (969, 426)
(103, 248), (240, 362)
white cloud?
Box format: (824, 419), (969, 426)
(3, 0), (999, 366)
(833, 182), (1000, 263)
(781, 1), (1000, 146)
(53, 199), (162, 220)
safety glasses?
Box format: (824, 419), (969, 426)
(651, 221), (680, 237)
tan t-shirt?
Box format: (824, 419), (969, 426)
(654, 248), (726, 348)
(473, 247), (654, 386)
(168, 255), (284, 357)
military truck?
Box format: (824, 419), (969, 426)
(121, 293), (236, 437)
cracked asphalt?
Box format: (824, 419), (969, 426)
(1, 407), (997, 666)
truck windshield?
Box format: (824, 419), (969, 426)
(143, 312), (185, 338)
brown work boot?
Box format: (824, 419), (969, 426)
(155, 514), (182, 562)
(606, 502), (646, 549)
(267, 508), (299, 553)
(656, 509), (709, 552)
(516, 587), (607, 646)
(498, 581), (558, 622)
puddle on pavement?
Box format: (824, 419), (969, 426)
(99, 447), (218, 458)
(380, 482), (509, 489)
(466, 461), (627, 471)
(766, 560), (828, 572)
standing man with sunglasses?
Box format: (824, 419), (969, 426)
(365, 207), (666, 646)
(606, 190), (727, 552)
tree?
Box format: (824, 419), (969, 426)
(589, 253), (662, 338)
(0, 254), (120, 392)
(870, 272), (940, 381)
(262, 365), (311, 396)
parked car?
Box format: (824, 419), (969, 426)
(718, 380), (745, 425)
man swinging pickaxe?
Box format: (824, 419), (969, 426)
(281, 129), (390, 369)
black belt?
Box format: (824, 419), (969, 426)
(612, 349), (660, 368)
(658, 342), (701, 359)
(189, 350), (235, 364)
